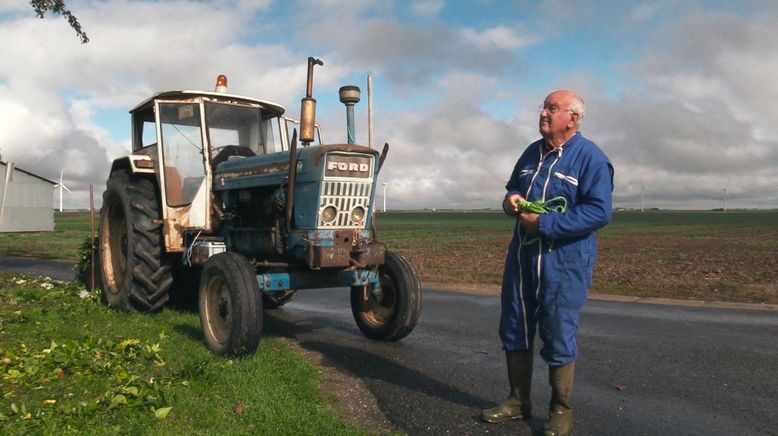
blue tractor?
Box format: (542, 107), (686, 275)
(98, 58), (421, 356)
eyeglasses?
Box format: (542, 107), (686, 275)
(538, 104), (574, 115)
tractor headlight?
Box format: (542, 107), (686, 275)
(350, 206), (366, 223)
(321, 206), (337, 223)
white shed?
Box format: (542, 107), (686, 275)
(0, 161), (56, 232)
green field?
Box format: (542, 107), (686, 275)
(0, 212), (95, 260)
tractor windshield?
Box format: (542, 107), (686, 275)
(205, 102), (278, 167)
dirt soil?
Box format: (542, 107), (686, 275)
(398, 231), (778, 305)
(280, 338), (397, 435)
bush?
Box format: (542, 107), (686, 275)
(74, 235), (99, 287)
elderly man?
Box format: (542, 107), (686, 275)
(481, 90), (613, 436)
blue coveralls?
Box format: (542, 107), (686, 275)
(499, 132), (613, 367)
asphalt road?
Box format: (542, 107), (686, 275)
(0, 256), (75, 281)
(2, 257), (776, 435)
(265, 289), (778, 436)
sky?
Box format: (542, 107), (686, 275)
(0, 0), (776, 211)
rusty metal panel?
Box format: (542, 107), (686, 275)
(356, 242), (385, 266)
(308, 245), (351, 268)
(306, 234), (385, 269)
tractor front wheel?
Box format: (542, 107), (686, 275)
(350, 251), (421, 341)
(199, 252), (263, 356)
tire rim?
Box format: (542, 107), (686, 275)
(101, 198), (127, 295)
(204, 275), (232, 344)
(362, 272), (397, 326)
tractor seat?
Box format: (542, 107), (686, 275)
(164, 166), (184, 206)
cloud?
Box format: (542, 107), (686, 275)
(304, 15), (530, 92)
(461, 25), (536, 50)
(630, 4), (659, 22)
(604, 7), (778, 208)
(410, 0), (445, 17)
(0, 0), (776, 213)
(0, 1), (307, 210)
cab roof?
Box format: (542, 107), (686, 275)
(130, 90), (286, 117)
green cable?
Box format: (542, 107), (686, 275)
(518, 196), (568, 214)
(517, 196), (568, 247)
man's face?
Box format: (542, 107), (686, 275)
(538, 91), (575, 140)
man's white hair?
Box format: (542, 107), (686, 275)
(568, 95), (585, 129)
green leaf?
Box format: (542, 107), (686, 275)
(117, 339), (140, 352)
(122, 386), (139, 398)
(154, 406), (172, 419)
(109, 394), (128, 408)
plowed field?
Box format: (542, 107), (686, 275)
(377, 210), (778, 304)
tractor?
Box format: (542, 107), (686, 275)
(98, 57), (421, 356)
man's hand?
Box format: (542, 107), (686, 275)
(519, 212), (540, 235)
(503, 194), (525, 216)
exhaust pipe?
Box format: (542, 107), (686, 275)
(300, 57), (323, 145)
(287, 57), (322, 235)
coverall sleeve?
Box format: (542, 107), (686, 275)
(502, 164), (523, 214)
(538, 160), (614, 240)
(504, 157), (523, 199)
(504, 144), (537, 200)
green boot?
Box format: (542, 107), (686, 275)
(481, 350), (533, 423)
(544, 362), (575, 436)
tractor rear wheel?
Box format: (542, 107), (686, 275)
(99, 170), (173, 312)
(350, 251), (421, 341)
(199, 252), (263, 356)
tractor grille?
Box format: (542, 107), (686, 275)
(318, 181), (372, 228)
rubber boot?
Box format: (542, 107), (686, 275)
(481, 350), (533, 423)
(544, 362), (575, 436)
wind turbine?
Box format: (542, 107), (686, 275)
(54, 169), (72, 212)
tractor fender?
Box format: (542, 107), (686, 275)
(109, 155), (156, 176)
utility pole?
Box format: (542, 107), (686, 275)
(722, 187), (727, 211)
(641, 183), (645, 212)
(382, 182), (387, 213)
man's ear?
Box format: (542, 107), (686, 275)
(568, 112), (579, 128)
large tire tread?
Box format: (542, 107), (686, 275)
(199, 252), (262, 356)
(99, 170), (173, 313)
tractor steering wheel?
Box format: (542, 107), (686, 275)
(211, 145), (256, 169)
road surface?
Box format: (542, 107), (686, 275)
(265, 288), (778, 435)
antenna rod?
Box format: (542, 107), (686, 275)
(368, 74), (374, 149)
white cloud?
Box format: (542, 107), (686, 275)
(631, 4), (659, 22)
(461, 25), (535, 50)
(410, 0), (445, 17)
(1, 1), (776, 212)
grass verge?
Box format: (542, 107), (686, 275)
(0, 273), (371, 435)
(0, 212), (91, 260)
